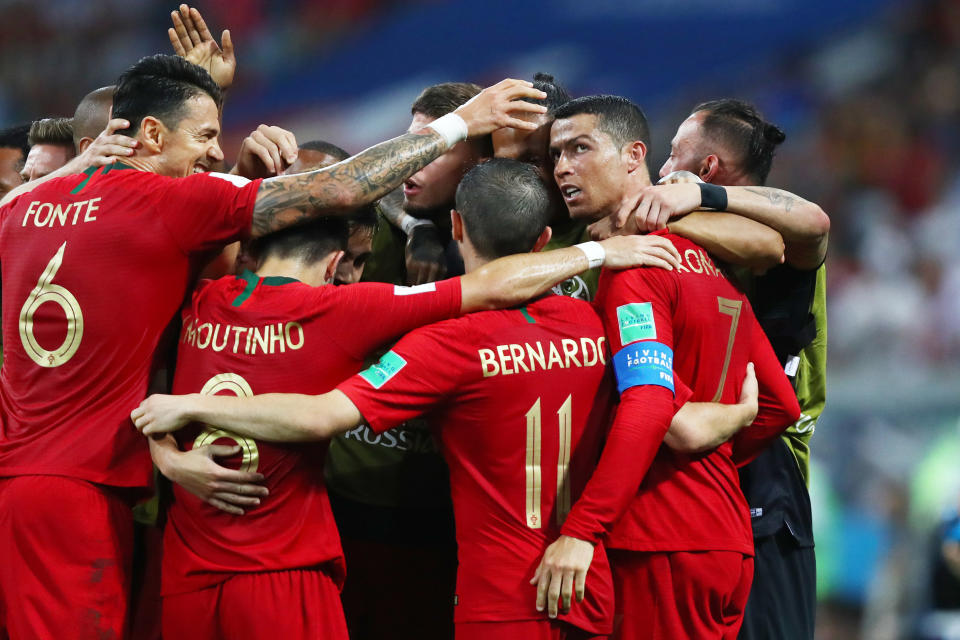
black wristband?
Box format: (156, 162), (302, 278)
(698, 182), (728, 211)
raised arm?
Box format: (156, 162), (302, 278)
(604, 178), (827, 269)
(459, 235), (681, 313)
(132, 389), (362, 443)
(249, 79), (547, 238)
(667, 212), (784, 271)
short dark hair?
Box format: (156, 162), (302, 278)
(412, 82), (491, 157)
(348, 204), (378, 235)
(411, 82), (482, 118)
(692, 99), (785, 185)
(250, 217), (349, 267)
(553, 95), (651, 150)
(0, 123), (31, 157)
(455, 158), (551, 260)
(112, 55), (222, 137)
(299, 139), (350, 163)
(73, 86), (114, 147)
(28, 118), (74, 148)
(531, 73), (572, 115)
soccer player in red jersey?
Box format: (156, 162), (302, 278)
(132, 158), (687, 640)
(0, 50), (548, 637)
(152, 199), (666, 638)
(531, 96), (802, 639)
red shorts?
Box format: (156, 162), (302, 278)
(0, 475), (134, 640)
(162, 568), (348, 640)
(609, 550), (753, 640)
(457, 619), (607, 640)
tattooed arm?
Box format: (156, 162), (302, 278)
(249, 78), (547, 239)
(732, 187), (829, 269)
(604, 181), (829, 271)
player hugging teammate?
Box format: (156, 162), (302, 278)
(0, 5), (828, 640)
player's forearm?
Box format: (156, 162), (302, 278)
(147, 434), (183, 479)
(724, 187), (830, 269)
(560, 388), (675, 544)
(668, 212), (784, 271)
(184, 391), (361, 442)
(664, 401), (753, 453)
(377, 187), (417, 231)
(250, 129), (448, 238)
(0, 156), (85, 206)
(460, 246), (589, 312)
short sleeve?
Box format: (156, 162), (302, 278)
(158, 172), (262, 255)
(337, 322), (464, 433)
(599, 268), (678, 397)
(323, 278), (462, 360)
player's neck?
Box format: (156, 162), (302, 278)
(117, 156), (159, 174)
(256, 257), (329, 288)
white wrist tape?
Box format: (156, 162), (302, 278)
(574, 241), (605, 269)
(400, 216), (435, 236)
(425, 112), (469, 148)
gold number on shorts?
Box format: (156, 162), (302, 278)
(193, 373), (260, 472)
(712, 297), (743, 402)
(525, 395), (573, 529)
(18, 242), (84, 368)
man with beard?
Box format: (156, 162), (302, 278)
(531, 96), (801, 639)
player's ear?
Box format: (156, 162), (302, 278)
(139, 116), (164, 153)
(700, 155), (720, 183)
(451, 209), (464, 243)
(325, 250), (345, 284)
(532, 226), (552, 253)
(624, 140), (648, 172)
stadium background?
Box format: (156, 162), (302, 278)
(2, 0), (959, 637)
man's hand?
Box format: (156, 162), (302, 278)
(738, 362), (759, 427)
(530, 535), (595, 618)
(597, 234), (682, 271)
(131, 394), (196, 435)
(614, 182), (702, 232)
(231, 125), (298, 179)
(454, 79), (547, 137)
(160, 443), (268, 515)
(79, 118), (139, 166)
(405, 222), (446, 285)
(169, 4), (236, 91)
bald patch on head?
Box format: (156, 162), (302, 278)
(72, 86), (115, 149)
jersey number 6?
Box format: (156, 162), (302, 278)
(19, 242), (84, 368)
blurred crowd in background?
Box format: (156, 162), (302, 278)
(2, 0), (959, 637)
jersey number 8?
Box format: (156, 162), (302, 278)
(193, 373), (260, 473)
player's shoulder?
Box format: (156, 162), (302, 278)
(528, 292), (601, 325)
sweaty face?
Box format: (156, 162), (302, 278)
(334, 227), (374, 285)
(155, 93), (224, 178)
(283, 149), (343, 175)
(403, 112), (482, 214)
(550, 113), (627, 221)
(21, 144), (75, 182)
(660, 112), (708, 178)
(0, 147), (24, 196)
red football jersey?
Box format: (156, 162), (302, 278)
(163, 273), (462, 595)
(0, 164), (260, 488)
(338, 295), (615, 634)
(560, 232), (801, 554)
